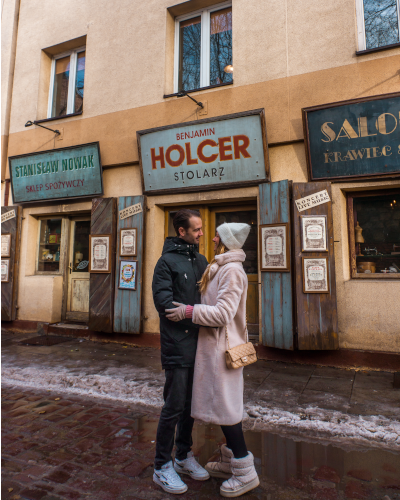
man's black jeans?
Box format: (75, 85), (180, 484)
(154, 367), (194, 470)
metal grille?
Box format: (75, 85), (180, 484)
(19, 336), (71, 346)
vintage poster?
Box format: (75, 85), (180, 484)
(120, 228), (137, 256)
(260, 223), (289, 272)
(1, 234), (11, 258)
(303, 257), (329, 293)
(1, 259), (10, 282)
(301, 215), (327, 252)
(118, 260), (137, 290)
(89, 235), (110, 273)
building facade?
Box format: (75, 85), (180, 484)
(2, 0), (400, 354)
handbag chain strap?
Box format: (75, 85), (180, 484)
(225, 313), (248, 351)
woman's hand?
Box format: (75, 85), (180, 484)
(165, 302), (187, 322)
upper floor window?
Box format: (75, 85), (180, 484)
(48, 47), (86, 118)
(174, 2), (232, 93)
(357, 0), (400, 51)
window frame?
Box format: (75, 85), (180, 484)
(47, 46), (86, 119)
(347, 189), (400, 280)
(35, 216), (69, 276)
(173, 1), (232, 93)
(356, 0), (400, 52)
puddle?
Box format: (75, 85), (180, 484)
(134, 415), (400, 499)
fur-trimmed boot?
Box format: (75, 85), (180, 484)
(204, 444), (233, 479)
(219, 452), (259, 498)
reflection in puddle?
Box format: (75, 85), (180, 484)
(135, 415), (400, 499)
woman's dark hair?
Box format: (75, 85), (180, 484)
(173, 209), (201, 236)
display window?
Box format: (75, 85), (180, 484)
(37, 218), (63, 273)
(347, 190), (400, 279)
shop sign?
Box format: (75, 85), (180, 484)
(119, 202), (142, 220)
(137, 109), (269, 194)
(1, 210), (16, 223)
(295, 189), (330, 212)
(9, 142), (103, 203)
(303, 93), (400, 181)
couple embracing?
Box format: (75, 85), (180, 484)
(152, 208), (259, 498)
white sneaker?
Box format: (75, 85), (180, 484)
(153, 461), (188, 494)
(174, 451), (210, 481)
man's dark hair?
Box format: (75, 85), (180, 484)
(173, 209), (201, 236)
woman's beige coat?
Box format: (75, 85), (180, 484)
(191, 249), (248, 425)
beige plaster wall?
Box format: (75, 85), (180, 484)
(7, 0), (400, 136)
(1, 0), (20, 179)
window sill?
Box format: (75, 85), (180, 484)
(356, 41), (400, 56)
(35, 111), (83, 124)
(164, 82), (233, 98)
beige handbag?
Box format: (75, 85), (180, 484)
(225, 316), (257, 369)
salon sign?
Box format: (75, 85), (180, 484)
(303, 93), (400, 181)
(137, 110), (269, 194)
(9, 142), (103, 203)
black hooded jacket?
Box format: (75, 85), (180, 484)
(152, 237), (208, 369)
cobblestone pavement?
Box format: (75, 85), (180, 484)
(2, 386), (400, 500)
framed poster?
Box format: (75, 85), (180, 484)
(1, 234), (11, 258)
(89, 235), (111, 273)
(259, 223), (290, 272)
(120, 228), (137, 257)
(300, 215), (327, 252)
(1, 259), (10, 282)
(118, 260), (137, 290)
(303, 257), (329, 293)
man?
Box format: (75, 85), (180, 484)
(152, 208), (210, 494)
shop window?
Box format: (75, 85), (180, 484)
(356, 0), (400, 51)
(175, 2), (232, 92)
(347, 191), (400, 279)
(48, 48), (85, 118)
(37, 218), (63, 273)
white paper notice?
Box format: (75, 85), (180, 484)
(307, 225), (323, 239)
(295, 190), (330, 212)
(123, 235), (134, 247)
(95, 244), (106, 259)
(309, 265), (324, 280)
(266, 236), (282, 255)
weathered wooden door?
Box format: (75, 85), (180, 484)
(66, 218), (90, 322)
(292, 182), (338, 350)
(259, 181), (294, 349)
(1, 206), (22, 321)
(210, 206), (259, 338)
(88, 198), (117, 333)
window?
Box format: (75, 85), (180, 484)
(356, 0), (400, 51)
(48, 48), (86, 118)
(174, 2), (232, 92)
(37, 218), (63, 273)
(347, 191), (400, 279)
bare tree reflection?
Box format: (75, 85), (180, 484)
(210, 8), (232, 85)
(364, 0), (399, 49)
(179, 17), (201, 91)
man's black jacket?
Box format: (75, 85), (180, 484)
(152, 237), (208, 369)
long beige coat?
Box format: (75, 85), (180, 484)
(191, 249), (248, 425)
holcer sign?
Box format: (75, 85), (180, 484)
(303, 93), (400, 181)
(9, 142), (103, 203)
(137, 109), (269, 194)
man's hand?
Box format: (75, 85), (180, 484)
(165, 302), (187, 322)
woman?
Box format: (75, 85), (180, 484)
(166, 222), (259, 498)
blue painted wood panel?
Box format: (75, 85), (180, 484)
(260, 181), (294, 350)
(113, 196), (145, 334)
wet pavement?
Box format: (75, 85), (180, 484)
(2, 385), (400, 500)
(2, 328), (400, 451)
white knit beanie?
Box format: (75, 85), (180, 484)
(217, 223), (251, 250)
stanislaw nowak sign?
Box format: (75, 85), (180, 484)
(9, 142), (103, 203)
(137, 110), (269, 194)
